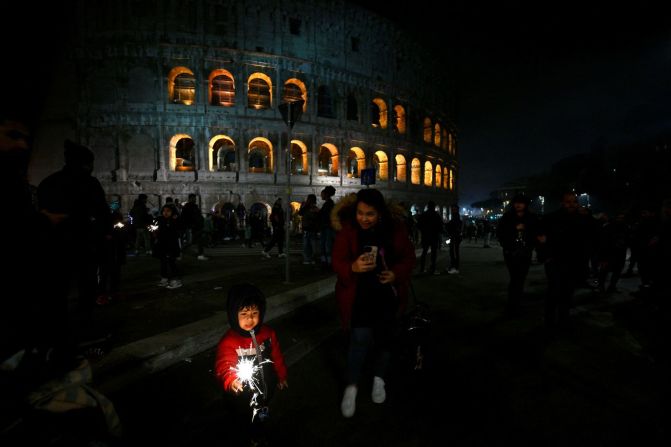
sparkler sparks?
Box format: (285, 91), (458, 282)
(114, 222), (125, 229)
(231, 357), (271, 395)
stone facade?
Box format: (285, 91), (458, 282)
(29, 0), (458, 218)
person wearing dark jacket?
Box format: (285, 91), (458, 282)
(496, 194), (540, 315)
(153, 204), (183, 289)
(331, 188), (416, 418)
(261, 198), (286, 258)
(417, 201), (443, 275)
(181, 193), (207, 260)
(319, 186), (337, 268)
(444, 204), (463, 274)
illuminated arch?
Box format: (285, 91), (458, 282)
(435, 164), (442, 188)
(248, 73), (272, 109)
(411, 157), (421, 185)
(209, 69), (235, 106)
(434, 123), (442, 147)
(317, 143), (339, 177)
(373, 150), (389, 181)
(346, 147), (366, 178)
(169, 133), (195, 171)
(290, 139), (308, 175)
(248, 137), (273, 173)
(424, 161), (433, 187)
(394, 105), (406, 134)
(209, 135), (236, 172)
(423, 117), (432, 143)
(283, 78), (307, 112)
(168, 67), (195, 105)
(443, 167), (449, 190)
(394, 154), (407, 182)
(371, 98), (388, 129)
(449, 168), (455, 190)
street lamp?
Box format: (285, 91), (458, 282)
(279, 99), (305, 283)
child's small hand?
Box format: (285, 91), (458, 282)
(231, 379), (243, 393)
(378, 270), (395, 284)
(277, 380), (288, 390)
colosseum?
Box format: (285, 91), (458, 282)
(29, 0), (458, 222)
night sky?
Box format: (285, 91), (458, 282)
(369, 0), (671, 206)
(5, 1), (671, 208)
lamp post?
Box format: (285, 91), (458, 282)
(279, 99), (304, 283)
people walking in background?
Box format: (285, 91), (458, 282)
(214, 284), (288, 445)
(444, 204), (463, 274)
(331, 188), (416, 418)
(96, 201), (127, 305)
(129, 193), (152, 255)
(319, 186), (337, 269)
(299, 193), (320, 265)
(496, 194), (540, 315)
(153, 204), (183, 289)
(181, 193), (208, 260)
(262, 198), (286, 258)
(596, 212), (629, 295)
(417, 201), (443, 275)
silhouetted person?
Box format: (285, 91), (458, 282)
(596, 212), (628, 294)
(97, 203), (127, 304)
(181, 193), (207, 260)
(319, 186), (337, 268)
(444, 204), (463, 274)
(496, 194), (540, 315)
(38, 140), (111, 343)
(417, 201), (443, 275)
(262, 198), (286, 258)
(129, 193), (152, 255)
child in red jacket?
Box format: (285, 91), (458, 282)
(214, 284), (287, 441)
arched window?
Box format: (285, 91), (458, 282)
(318, 144), (339, 176)
(346, 147), (365, 178)
(423, 117), (432, 143)
(373, 151), (388, 181)
(371, 98), (388, 129)
(209, 69), (235, 106)
(347, 94), (358, 121)
(394, 154), (407, 182)
(411, 158), (421, 185)
(248, 137), (273, 173)
(441, 128), (448, 150)
(394, 105), (406, 134)
(317, 85), (334, 118)
(424, 161), (433, 187)
(248, 73), (272, 109)
(290, 140), (308, 175)
(210, 136), (236, 171)
(168, 67), (196, 105)
(175, 137), (195, 171)
(434, 123), (442, 147)
(442, 167), (448, 189)
(283, 78), (307, 112)
(435, 164), (442, 188)
(449, 168), (455, 190)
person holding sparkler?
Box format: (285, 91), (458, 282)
(331, 188), (416, 418)
(214, 284), (288, 443)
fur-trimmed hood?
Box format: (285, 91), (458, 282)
(330, 192), (409, 231)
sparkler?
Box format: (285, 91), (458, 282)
(230, 329), (274, 422)
(114, 222), (125, 229)
(148, 220), (159, 232)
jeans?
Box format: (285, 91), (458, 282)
(302, 231), (318, 262)
(346, 327), (392, 385)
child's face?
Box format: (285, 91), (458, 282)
(162, 207), (173, 218)
(237, 305), (260, 332)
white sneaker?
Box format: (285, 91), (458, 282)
(372, 376), (386, 404)
(157, 278), (169, 287)
(197, 255), (209, 261)
(167, 279), (182, 289)
(448, 268), (459, 274)
(340, 385), (357, 418)
(277, 253), (286, 258)
(261, 251), (271, 259)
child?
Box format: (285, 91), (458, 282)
(214, 284), (288, 443)
(153, 204), (182, 289)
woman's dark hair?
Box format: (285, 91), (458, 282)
(355, 188), (393, 235)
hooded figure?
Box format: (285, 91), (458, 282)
(214, 284), (287, 396)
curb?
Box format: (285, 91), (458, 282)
(95, 275), (337, 394)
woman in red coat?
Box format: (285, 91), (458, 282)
(331, 188), (415, 418)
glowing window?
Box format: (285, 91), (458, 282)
(423, 118), (432, 143)
(346, 147), (365, 178)
(248, 73), (272, 109)
(168, 67), (196, 105)
(393, 105), (406, 134)
(424, 161), (433, 187)
(434, 123), (441, 147)
(318, 144), (339, 176)
(210, 136), (236, 172)
(290, 140), (308, 175)
(209, 69), (235, 106)
(443, 167), (449, 189)
(435, 164), (442, 188)
(441, 129), (448, 150)
(175, 137), (195, 171)
(411, 158), (421, 185)
(283, 78), (307, 112)
(371, 98), (388, 129)
(248, 138), (273, 173)
(394, 154), (407, 182)
(374, 150), (388, 181)
(450, 169), (455, 190)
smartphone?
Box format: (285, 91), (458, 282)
(363, 245), (378, 264)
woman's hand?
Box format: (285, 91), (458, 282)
(352, 253), (376, 273)
(377, 270), (395, 284)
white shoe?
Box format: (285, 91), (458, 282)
(157, 278), (169, 287)
(167, 279), (182, 289)
(261, 251), (271, 259)
(341, 385), (357, 418)
(372, 376), (386, 404)
(197, 255), (209, 261)
(449, 268), (459, 274)
(277, 253), (286, 258)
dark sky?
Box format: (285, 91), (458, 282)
(360, 0), (671, 206)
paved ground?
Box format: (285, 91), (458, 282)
(99, 242), (667, 446)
